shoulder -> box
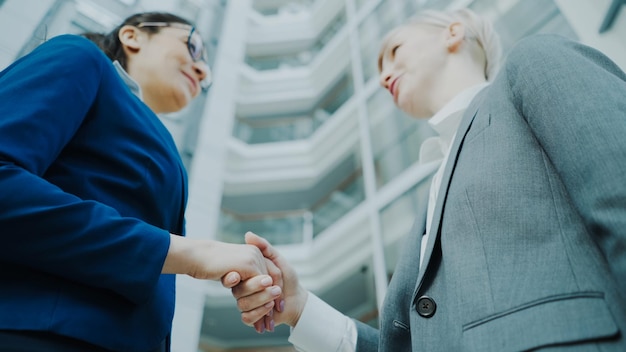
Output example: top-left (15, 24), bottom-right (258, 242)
top-left (503, 34), bottom-right (574, 74)
top-left (41, 34), bottom-right (110, 64)
top-left (503, 34), bottom-right (624, 81)
top-left (0, 34), bottom-right (115, 100)
top-left (508, 34), bottom-right (571, 56)
top-left (12, 34), bottom-right (112, 78)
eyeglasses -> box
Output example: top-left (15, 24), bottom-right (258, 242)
top-left (136, 22), bottom-right (211, 89)
top-left (137, 22), bottom-right (208, 63)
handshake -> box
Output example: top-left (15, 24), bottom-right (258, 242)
top-left (221, 232), bottom-right (307, 334)
top-left (163, 231), bottom-right (307, 333)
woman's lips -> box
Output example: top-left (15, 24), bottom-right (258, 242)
top-left (389, 75), bottom-right (402, 101)
top-left (183, 71), bottom-right (198, 96)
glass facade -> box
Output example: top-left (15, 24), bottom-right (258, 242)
top-left (245, 7), bottom-right (346, 71)
top-left (312, 165), bottom-right (365, 236)
top-left (358, 0), bottom-right (400, 82)
top-left (218, 209), bottom-right (308, 245)
top-left (233, 68), bottom-right (355, 144)
top-left (367, 88), bottom-right (435, 188)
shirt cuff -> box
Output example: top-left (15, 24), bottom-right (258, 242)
top-left (288, 292), bottom-right (356, 352)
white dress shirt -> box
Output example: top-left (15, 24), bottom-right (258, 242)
top-left (288, 83), bottom-right (490, 352)
top-left (113, 61), bottom-right (143, 100)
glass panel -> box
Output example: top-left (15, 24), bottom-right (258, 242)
top-left (312, 170), bottom-right (365, 236)
top-left (358, 0), bottom-right (396, 83)
top-left (252, 0), bottom-right (316, 16)
top-left (469, 0), bottom-right (578, 52)
top-left (217, 210), bottom-right (307, 245)
top-left (366, 88), bottom-right (435, 188)
top-left (233, 70), bottom-right (354, 144)
top-left (357, 0), bottom-right (420, 83)
top-left (233, 113), bottom-right (324, 144)
top-left (245, 8), bottom-right (346, 70)
top-left (223, 111), bottom-right (363, 242)
top-left (379, 176), bottom-right (430, 275)
top-left (311, 115), bottom-right (365, 237)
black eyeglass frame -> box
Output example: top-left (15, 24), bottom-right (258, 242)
top-left (136, 21), bottom-right (208, 63)
top-left (136, 21), bottom-right (212, 90)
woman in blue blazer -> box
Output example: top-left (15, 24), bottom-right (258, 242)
top-left (0, 12), bottom-right (282, 352)
top-left (231, 8), bottom-right (626, 351)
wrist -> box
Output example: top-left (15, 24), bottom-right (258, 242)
top-left (289, 286), bottom-right (309, 327)
top-left (162, 234), bottom-right (193, 275)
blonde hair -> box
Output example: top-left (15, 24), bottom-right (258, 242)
top-left (378, 8), bottom-right (502, 81)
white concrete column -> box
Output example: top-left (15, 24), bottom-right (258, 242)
top-left (346, 0), bottom-right (388, 310)
top-left (171, 1), bottom-right (251, 351)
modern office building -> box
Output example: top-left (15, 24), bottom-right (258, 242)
top-left (1, 0), bottom-right (625, 351)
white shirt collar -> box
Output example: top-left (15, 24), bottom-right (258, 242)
top-left (428, 82), bottom-right (490, 140)
top-left (418, 83), bottom-right (489, 164)
top-left (113, 60), bottom-right (143, 100)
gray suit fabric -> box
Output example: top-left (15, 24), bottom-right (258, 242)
top-left (355, 34), bottom-right (626, 351)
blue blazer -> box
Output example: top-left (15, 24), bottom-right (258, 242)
top-left (356, 35), bottom-right (626, 351)
top-left (0, 35), bottom-right (187, 351)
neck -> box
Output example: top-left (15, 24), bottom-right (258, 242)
top-left (428, 58), bottom-right (487, 116)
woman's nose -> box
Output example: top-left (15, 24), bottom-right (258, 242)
top-left (193, 61), bottom-right (210, 82)
top-left (379, 69), bottom-right (392, 89)
top-left (193, 61), bottom-right (212, 89)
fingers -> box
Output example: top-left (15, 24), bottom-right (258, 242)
top-left (245, 233), bottom-right (287, 314)
top-left (221, 271), bottom-right (241, 288)
top-left (234, 281), bottom-right (282, 312)
top-left (233, 275), bottom-right (282, 331)
top-left (264, 258), bottom-right (283, 312)
top-left (238, 287), bottom-right (281, 331)
top-left (242, 300), bottom-right (274, 327)
top-left (264, 308), bottom-right (275, 333)
top-left (232, 274), bottom-right (272, 299)
top-left (251, 306), bottom-right (276, 333)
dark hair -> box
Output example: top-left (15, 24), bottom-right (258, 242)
top-left (82, 12), bottom-right (192, 70)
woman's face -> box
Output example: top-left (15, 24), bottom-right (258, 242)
top-left (123, 24), bottom-right (209, 113)
top-left (378, 25), bottom-right (447, 118)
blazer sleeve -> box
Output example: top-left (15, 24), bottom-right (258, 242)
top-left (0, 35), bottom-right (170, 304)
top-left (503, 34), bottom-right (626, 293)
top-left (354, 320), bottom-right (379, 352)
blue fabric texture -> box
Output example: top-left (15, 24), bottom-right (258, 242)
top-left (0, 35), bottom-right (187, 352)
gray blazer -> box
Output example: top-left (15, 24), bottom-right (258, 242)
top-left (356, 34), bottom-right (626, 351)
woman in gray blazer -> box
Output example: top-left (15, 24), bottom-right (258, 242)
top-left (230, 8), bottom-right (626, 351)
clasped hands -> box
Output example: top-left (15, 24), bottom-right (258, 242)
top-left (222, 232), bottom-right (307, 334)
top-left (163, 231), bottom-right (304, 333)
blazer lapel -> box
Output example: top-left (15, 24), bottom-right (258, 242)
top-left (411, 101), bottom-right (483, 301)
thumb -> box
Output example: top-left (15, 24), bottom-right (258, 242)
top-left (245, 232), bottom-right (279, 263)
top-left (221, 271), bottom-right (241, 288)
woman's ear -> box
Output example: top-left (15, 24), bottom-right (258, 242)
top-left (445, 22), bottom-right (466, 53)
top-left (118, 25), bottom-right (142, 54)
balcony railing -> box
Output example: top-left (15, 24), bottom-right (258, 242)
top-left (218, 172), bottom-right (365, 244)
top-left (245, 7), bottom-right (346, 70)
top-left (233, 71), bottom-right (353, 144)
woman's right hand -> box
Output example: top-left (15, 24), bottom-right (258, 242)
top-left (230, 232), bottom-right (309, 331)
top-left (162, 234), bottom-right (280, 284)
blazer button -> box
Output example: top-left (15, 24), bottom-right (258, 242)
top-left (416, 296), bottom-right (436, 318)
